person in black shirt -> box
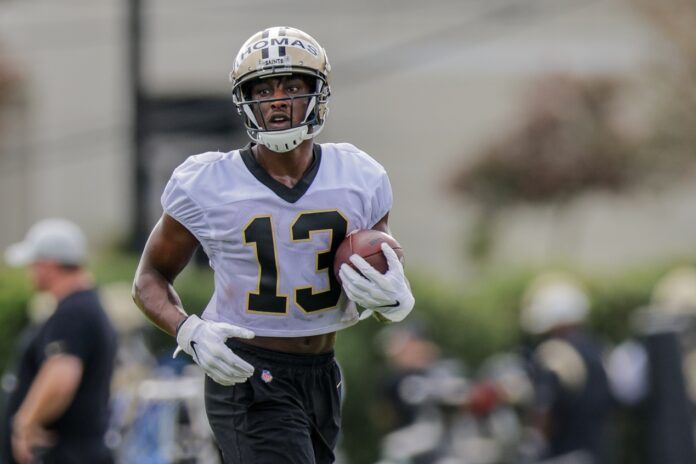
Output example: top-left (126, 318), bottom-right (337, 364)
top-left (376, 323), bottom-right (441, 433)
top-left (520, 273), bottom-right (614, 464)
top-left (1, 218), bottom-right (117, 464)
top-left (607, 267), bottom-right (696, 464)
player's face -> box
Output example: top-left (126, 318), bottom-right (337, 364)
top-left (248, 75), bottom-right (312, 131)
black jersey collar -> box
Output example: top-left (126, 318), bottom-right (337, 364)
top-left (240, 143), bottom-right (322, 204)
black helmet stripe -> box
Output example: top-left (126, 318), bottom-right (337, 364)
top-left (260, 27), bottom-right (287, 60)
top-left (278, 27), bottom-right (286, 57)
top-left (261, 29), bottom-right (270, 59)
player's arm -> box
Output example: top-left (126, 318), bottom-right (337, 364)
top-left (132, 213), bottom-right (198, 336)
top-left (340, 212), bottom-right (415, 322)
top-left (132, 213), bottom-right (256, 386)
top-left (12, 355), bottom-right (82, 463)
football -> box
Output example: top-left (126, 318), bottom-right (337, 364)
top-left (333, 229), bottom-right (404, 282)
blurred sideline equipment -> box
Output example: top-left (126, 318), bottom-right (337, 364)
top-left (98, 283), bottom-right (222, 463)
top-left (376, 349), bottom-right (542, 463)
top-left (113, 366), bottom-right (221, 464)
top-left (374, 324), bottom-right (539, 464)
top-left (1, 218), bottom-right (117, 464)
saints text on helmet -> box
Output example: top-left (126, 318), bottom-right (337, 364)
top-left (256, 56), bottom-right (292, 70)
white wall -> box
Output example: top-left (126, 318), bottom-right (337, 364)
top-left (1, 0), bottom-right (692, 282)
top-left (0, 0), bottom-right (130, 249)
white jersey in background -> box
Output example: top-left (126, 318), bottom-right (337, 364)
top-left (161, 142), bottom-right (393, 337)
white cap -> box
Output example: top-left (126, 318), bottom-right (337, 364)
top-left (4, 218), bottom-right (87, 267)
top-left (520, 272), bottom-right (590, 334)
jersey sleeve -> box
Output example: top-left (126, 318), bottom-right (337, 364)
top-left (369, 169), bottom-right (393, 228)
top-left (42, 307), bottom-right (94, 362)
top-left (160, 162), bottom-right (209, 240)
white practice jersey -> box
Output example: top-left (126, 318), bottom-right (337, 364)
top-left (161, 143), bottom-right (393, 337)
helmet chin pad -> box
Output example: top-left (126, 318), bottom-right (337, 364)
top-left (256, 125), bottom-right (312, 153)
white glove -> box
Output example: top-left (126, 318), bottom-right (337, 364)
top-left (173, 314), bottom-right (256, 386)
top-left (338, 242), bottom-right (415, 322)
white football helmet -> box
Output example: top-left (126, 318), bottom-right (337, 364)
top-left (651, 266), bottom-right (696, 314)
top-left (230, 27), bottom-right (331, 153)
top-left (520, 272), bottom-right (590, 335)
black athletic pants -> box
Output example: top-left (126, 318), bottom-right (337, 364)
top-left (205, 339), bottom-right (342, 464)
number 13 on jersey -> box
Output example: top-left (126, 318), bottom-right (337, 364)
top-left (243, 210), bottom-right (348, 315)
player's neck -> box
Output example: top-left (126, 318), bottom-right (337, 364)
top-left (252, 140), bottom-right (315, 188)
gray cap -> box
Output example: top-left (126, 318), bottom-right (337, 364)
top-left (5, 218), bottom-right (87, 266)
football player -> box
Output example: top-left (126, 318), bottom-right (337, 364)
top-left (520, 273), bottom-right (614, 463)
top-left (132, 26), bottom-right (415, 463)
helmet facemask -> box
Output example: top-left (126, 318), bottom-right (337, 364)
top-left (232, 74), bottom-right (330, 153)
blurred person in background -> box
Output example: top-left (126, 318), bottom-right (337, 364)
top-left (375, 322), bottom-right (441, 433)
top-left (1, 219), bottom-right (118, 464)
top-left (0, 293), bottom-right (55, 437)
top-left (373, 322), bottom-right (472, 464)
top-left (519, 272), bottom-right (614, 464)
top-left (607, 267), bottom-right (696, 464)
top-left (132, 26), bottom-right (415, 464)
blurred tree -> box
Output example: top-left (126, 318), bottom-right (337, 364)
top-left (450, 68), bottom-right (696, 261)
top-left (450, 74), bottom-right (640, 260)
top-left (0, 48), bottom-right (21, 106)
top-left (632, 0), bottom-right (696, 76)
top-left (0, 45), bottom-right (24, 150)
top-left (449, 1), bottom-right (696, 263)
top-left (450, 75), bottom-right (635, 208)
top-left (630, 0), bottom-right (696, 169)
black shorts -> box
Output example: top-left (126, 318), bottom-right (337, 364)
top-left (205, 339), bottom-right (343, 464)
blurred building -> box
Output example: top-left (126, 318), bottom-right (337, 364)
top-left (0, 0), bottom-right (693, 281)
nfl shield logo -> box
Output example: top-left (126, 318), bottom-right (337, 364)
top-left (261, 369), bottom-right (273, 383)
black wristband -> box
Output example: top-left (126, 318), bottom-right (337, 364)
top-left (175, 316), bottom-right (190, 336)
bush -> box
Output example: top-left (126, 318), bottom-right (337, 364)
top-left (0, 268), bottom-right (31, 372)
top-left (337, 263), bottom-right (691, 463)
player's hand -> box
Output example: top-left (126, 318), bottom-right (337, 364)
top-left (174, 314), bottom-right (256, 386)
top-left (338, 242), bottom-right (415, 322)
